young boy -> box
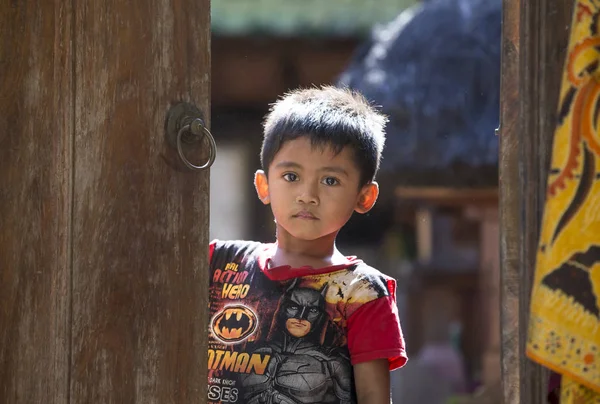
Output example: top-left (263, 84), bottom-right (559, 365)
top-left (208, 86), bottom-right (407, 404)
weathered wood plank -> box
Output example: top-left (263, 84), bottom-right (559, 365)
top-left (499, 0), bottom-right (523, 398)
top-left (70, 0), bottom-right (210, 402)
top-left (500, 0), bottom-right (573, 402)
top-left (0, 1), bottom-right (72, 403)
top-left (518, 1), bottom-right (573, 403)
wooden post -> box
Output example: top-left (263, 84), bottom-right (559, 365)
top-left (499, 0), bottom-right (573, 402)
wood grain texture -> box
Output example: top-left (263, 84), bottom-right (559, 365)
top-left (69, 0), bottom-right (210, 403)
top-left (518, 1), bottom-right (573, 403)
top-left (500, 0), bottom-right (573, 402)
top-left (0, 1), bottom-right (73, 403)
top-left (499, 2), bottom-right (522, 402)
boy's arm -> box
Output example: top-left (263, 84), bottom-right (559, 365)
top-left (353, 359), bottom-right (391, 404)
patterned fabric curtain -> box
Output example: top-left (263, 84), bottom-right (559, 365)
top-left (526, 1), bottom-right (600, 402)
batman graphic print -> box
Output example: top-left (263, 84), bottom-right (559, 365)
top-left (207, 240), bottom-right (407, 404)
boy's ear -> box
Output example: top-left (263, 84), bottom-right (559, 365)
top-left (254, 170), bottom-right (270, 205)
top-left (355, 182), bottom-right (379, 214)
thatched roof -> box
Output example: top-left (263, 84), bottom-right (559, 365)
top-left (338, 0), bottom-right (501, 187)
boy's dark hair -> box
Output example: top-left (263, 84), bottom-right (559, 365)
top-left (261, 86), bottom-right (387, 186)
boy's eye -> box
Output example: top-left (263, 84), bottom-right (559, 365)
top-left (283, 173), bottom-right (298, 182)
top-left (322, 177), bottom-right (339, 186)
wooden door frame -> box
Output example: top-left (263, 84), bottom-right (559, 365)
top-left (0, 1), bottom-right (211, 402)
top-left (499, 0), bottom-right (573, 402)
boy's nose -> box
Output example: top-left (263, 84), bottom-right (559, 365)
top-left (296, 191), bottom-right (319, 205)
top-left (295, 181), bottom-right (319, 205)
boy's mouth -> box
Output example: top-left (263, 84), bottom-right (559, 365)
top-left (293, 210), bottom-right (318, 220)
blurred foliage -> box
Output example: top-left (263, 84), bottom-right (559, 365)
top-left (212, 0), bottom-right (418, 37)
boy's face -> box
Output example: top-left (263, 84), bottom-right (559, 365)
top-left (255, 137), bottom-right (378, 242)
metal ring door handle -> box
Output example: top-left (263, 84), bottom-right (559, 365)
top-left (166, 102), bottom-right (217, 171)
top-left (176, 118), bottom-right (216, 170)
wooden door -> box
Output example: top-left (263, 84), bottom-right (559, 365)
top-left (0, 1), bottom-right (211, 403)
top-left (499, 0), bottom-right (573, 402)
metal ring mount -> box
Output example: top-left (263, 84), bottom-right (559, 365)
top-left (165, 102), bottom-right (216, 171)
top-left (176, 119), bottom-right (216, 170)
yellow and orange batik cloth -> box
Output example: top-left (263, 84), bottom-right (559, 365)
top-left (526, 1), bottom-right (600, 402)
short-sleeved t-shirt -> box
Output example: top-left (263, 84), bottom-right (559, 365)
top-left (208, 240), bottom-right (407, 404)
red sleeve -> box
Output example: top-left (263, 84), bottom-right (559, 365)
top-left (346, 295), bottom-right (408, 371)
top-left (209, 241), bottom-right (216, 263)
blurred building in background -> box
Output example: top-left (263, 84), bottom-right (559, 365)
top-left (210, 0), bottom-right (501, 402)
top-left (338, 2), bottom-right (501, 401)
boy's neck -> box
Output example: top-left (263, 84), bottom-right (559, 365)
top-left (271, 227), bottom-right (346, 269)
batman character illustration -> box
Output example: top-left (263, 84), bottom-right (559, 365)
top-left (240, 280), bottom-right (355, 404)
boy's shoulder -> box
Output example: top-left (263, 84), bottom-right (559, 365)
top-left (303, 260), bottom-right (397, 305)
top-left (209, 239), bottom-right (266, 267)
top-left (344, 261), bottom-right (397, 300)
top-left (210, 238), bottom-right (264, 254)
top-left (349, 260), bottom-right (394, 281)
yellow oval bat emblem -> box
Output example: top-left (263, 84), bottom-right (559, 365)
top-left (211, 305), bottom-right (258, 343)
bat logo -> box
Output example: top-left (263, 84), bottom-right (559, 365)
top-left (211, 305), bottom-right (258, 344)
